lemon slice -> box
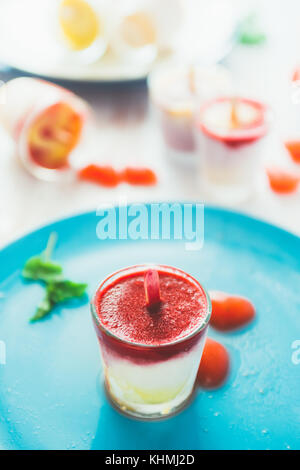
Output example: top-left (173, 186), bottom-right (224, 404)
top-left (59, 0), bottom-right (100, 51)
top-left (119, 12), bottom-right (156, 49)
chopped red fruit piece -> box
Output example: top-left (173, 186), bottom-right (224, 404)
top-left (144, 269), bottom-right (161, 308)
top-left (285, 140), bottom-right (300, 164)
top-left (122, 167), bottom-right (157, 186)
top-left (292, 67), bottom-right (300, 82)
top-left (78, 164), bottom-right (121, 187)
top-left (209, 291), bottom-right (256, 331)
top-left (197, 338), bottom-right (230, 389)
top-left (266, 167), bottom-right (299, 194)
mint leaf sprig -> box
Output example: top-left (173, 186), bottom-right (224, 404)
top-left (22, 233), bottom-right (88, 322)
top-left (23, 257), bottom-right (63, 283)
top-left (30, 280), bottom-right (88, 323)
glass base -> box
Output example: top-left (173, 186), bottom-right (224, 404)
top-left (103, 378), bottom-right (197, 422)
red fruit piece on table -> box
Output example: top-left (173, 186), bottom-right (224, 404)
top-left (144, 269), bottom-right (161, 308)
top-left (285, 140), bottom-right (300, 164)
top-left (266, 167), bottom-right (299, 194)
top-left (292, 67), bottom-right (300, 82)
top-left (209, 291), bottom-right (255, 331)
top-left (122, 167), bottom-right (157, 186)
top-left (78, 164), bottom-right (121, 187)
top-left (197, 338), bottom-right (230, 389)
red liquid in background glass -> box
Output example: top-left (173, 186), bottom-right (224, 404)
top-left (197, 97), bottom-right (267, 145)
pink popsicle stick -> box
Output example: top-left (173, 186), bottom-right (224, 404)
top-left (144, 269), bottom-right (162, 308)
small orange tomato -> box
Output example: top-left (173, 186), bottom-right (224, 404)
top-left (209, 291), bottom-right (256, 332)
top-left (292, 67), bottom-right (300, 82)
top-left (197, 338), bottom-right (230, 389)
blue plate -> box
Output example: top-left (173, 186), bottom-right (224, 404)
top-left (0, 205), bottom-right (299, 450)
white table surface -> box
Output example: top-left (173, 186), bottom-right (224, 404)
top-left (0, 0), bottom-right (300, 249)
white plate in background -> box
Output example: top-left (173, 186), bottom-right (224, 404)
top-left (0, 0), bottom-right (239, 82)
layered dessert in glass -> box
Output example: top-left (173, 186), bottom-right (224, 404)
top-left (195, 96), bottom-right (269, 202)
top-left (91, 265), bottom-right (211, 420)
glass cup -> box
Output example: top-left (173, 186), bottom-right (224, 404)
top-left (148, 65), bottom-right (232, 165)
top-left (0, 77), bottom-right (91, 181)
top-left (91, 264), bottom-right (211, 421)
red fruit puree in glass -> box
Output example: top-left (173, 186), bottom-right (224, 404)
top-left (95, 270), bottom-right (207, 346)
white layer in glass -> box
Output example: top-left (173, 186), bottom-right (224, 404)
top-left (101, 328), bottom-right (208, 417)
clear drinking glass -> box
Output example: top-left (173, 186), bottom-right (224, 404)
top-left (0, 77), bottom-right (91, 182)
top-left (194, 97), bottom-right (270, 203)
top-left (91, 264), bottom-right (211, 421)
